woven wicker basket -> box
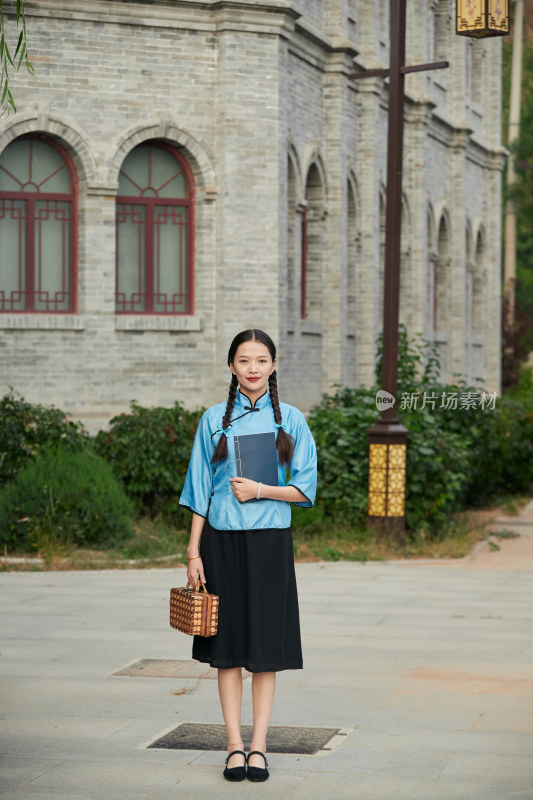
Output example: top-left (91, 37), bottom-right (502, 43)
top-left (170, 581), bottom-right (219, 637)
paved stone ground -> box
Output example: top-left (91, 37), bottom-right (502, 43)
top-left (1, 504), bottom-right (533, 800)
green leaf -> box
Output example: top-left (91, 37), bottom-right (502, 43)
top-left (14, 30), bottom-right (22, 58)
top-left (5, 39), bottom-right (13, 67)
top-left (17, 41), bottom-right (25, 69)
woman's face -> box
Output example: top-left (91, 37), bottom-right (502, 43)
top-left (230, 340), bottom-right (276, 399)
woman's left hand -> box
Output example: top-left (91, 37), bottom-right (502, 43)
top-left (230, 477), bottom-right (259, 502)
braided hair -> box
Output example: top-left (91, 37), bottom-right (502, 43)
top-left (268, 370), bottom-right (294, 466)
top-left (211, 329), bottom-right (294, 466)
top-left (211, 373), bottom-right (238, 463)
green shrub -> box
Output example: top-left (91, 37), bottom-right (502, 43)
top-left (306, 387), bottom-right (376, 525)
top-left (0, 448), bottom-right (134, 553)
top-left (306, 327), bottom-right (533, 534)
top-left (398, 380), bottom-right (533, 508)
top-left (399, 405), bottom-right (471, 529)
top-left (464, 394), bottom-right (533, 504)
top-left (94, 401), bottom-right (205, 519)
top-left (0, 391), bottom-right (87, 487)
top-left (306, 385), bottom-right (472, 532)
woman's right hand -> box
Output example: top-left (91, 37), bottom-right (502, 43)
top-left (187, 556), bottom-right (206, 589)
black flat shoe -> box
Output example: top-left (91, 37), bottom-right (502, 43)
top-left (246, 750), bottom-right (269, 782)
top-left (223, 749), bottom-right (247, 782)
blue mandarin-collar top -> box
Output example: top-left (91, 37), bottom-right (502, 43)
top-left (179, 389), bottom-right (317, 530)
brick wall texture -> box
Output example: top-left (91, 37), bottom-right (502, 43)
top-left (0, 0), bottom-right (504, 431)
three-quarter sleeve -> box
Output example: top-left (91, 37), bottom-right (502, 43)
top-left (179, 411), bottom-right (215, 517)
top-left (287, 412), bottom-right (317, 508)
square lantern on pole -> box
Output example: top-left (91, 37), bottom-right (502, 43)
top-left (368, 442), bottom-right (407, 516)
top-left (456, 0), bottom-right (510, 38)
top-left (367, 423), bottom-right (408, 543)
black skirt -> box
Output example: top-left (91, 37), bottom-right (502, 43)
top-left (192, 518), bottom-right (303, 672)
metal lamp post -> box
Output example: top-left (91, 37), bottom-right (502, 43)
top-left (350, 0), bottom-right (510, 542)
top-left (350, 1), bottom-right (448, 542)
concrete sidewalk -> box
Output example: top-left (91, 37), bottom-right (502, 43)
top-left (1, 516), bottom-right (533, 800)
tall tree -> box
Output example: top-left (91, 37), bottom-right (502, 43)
top-left (502, 28), bottom-right (533, 385)
top-left (510, 41), bottom-right (533, 311)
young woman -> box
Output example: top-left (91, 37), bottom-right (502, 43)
top-left (179, 328), bottom-right (317, 783)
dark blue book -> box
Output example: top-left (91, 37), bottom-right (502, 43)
top-left (234, 432), bottom-right (278, 503)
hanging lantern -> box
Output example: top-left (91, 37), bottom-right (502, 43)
top-left (456, 0), bottom-right (510, 38)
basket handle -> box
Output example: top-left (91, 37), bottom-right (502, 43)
top-left (187, 580), bottom-right (208, 593)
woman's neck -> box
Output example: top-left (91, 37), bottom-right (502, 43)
top-left (239, 387), bottom-right (267, 408)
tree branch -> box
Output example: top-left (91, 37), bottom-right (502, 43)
top-left (0, 0), bottom-right (34, 117)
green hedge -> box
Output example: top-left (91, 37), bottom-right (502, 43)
top-left (0, 447), bottom-right (134, 552)
top-left (94, 401), bottom-right (204, 519)
top-left (2, 334), bottom-right (532, 549)
top-left (0, 391), bottom-right (87, 487)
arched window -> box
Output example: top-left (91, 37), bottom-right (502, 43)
top-left (433, 0), bottom-right (450, 62)
top-left (427, 209), bottom-right (437, 333)
top-left (0, 135), bottom-right (77, 313)
top-left (473, 231), bottom-right (485, 336)
top-left (116, 141), bottom-right (194, 314)
top-left (344, 177), bottom-right (360, 388)
top-left (465, 222), bottom-right (474, 332)
top-left (301, 163), bottom-right (324, 322)
top-left (347, 179), bottom-right (358, 326)
top-left (379, 0), bottom-right (388, 36)
top-left (435, 215), bottom-right (450, 334)
top-left (287, 154), bottom-right (299, 323)
top-left (471, 41), bottom-right (485, 107)
top-left (466, 40), bottom-right (474, 100)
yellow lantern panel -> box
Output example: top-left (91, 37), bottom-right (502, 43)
top-left (368, 493), bottom-right (387, 517)
top-left (369, 443), bottom-right (388, 469)
top-left (456, 0), bottom-right (509, 38)
top-left (388, 493), bottom-right (405, 516)
top-left (489, 0), bottom-right (509, 33)
top-left (389, 444), bottom-right (406, 469)
top-left (369, 469), bottom-right (387, 493)
top-left (368, 443), bottom-right (407, 518)
top-left (457, 0), bottom-right (484, 34)
top-left (388, 469), bottom-right (406, 493)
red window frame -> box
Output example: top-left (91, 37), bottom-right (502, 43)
top-left (115, 142), bottom-right (195, 315)
top-left (0, 134), bottom-right (78, 314)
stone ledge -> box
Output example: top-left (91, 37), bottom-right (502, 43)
top-left (301, 320), bottom-right (322, 336)
top-left (0, 314), bottom-right (86, 330)
top-left (115, 315), bottom-right (202, 332)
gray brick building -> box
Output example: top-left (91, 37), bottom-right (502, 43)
top-left (0, 0), bottom-right (504, 431)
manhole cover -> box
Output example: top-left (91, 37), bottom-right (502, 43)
top-left (148, 723), bottom-right (340, 754)
top-left (112, 659), bottom-right (218, 679)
